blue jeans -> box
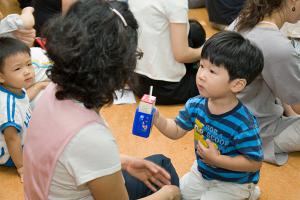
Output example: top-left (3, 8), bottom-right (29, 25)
top-left (123, 154), bottom-right (179, 200)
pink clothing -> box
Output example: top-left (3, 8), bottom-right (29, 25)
top-left (23, 83), bottom-right (102, 199)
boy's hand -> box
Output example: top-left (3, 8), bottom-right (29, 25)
top-left (17, 167), bottom-right (24, 183)
top-left (20, 7), bottom-right (35, 29)
top-left (197, 139), bottom-right (219, 166)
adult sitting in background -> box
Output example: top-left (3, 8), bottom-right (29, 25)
top-left (281, 20), bottom-right (300, 39)
top-left (128, 0), bottom-right (205, 105)
top-left (18, 0), bottom-right (32, 8)
top-left (206, 0), bottom-right (246, 30)
top-left (23, 1), bottom-right (180, 199)
top-left (228, 0), bottom-right (300, 166)
top-left (32, 0), bottom-right (76, 35)
top-left (188, 0), bottom-right (205, 8)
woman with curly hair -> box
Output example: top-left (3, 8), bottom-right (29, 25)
top-left (228, 0), bottom-right (300, 166)
top-left (23, 0), bottom-right (180, 199)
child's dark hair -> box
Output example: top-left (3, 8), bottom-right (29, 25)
top-left (0, 37), bottom-right (30, 72)
top-left (43, 0), bottom-right (139, 109)
top-left (201, 31), bottom-right (264, 85)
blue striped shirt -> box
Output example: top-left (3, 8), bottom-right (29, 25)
top-left (175, 96), bottom-right (263, 184)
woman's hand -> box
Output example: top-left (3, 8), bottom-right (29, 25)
top-left (20, 7), bottom-right (35, 29)
top-left (121, 155), bottom-right (171, 192)
top-left (12, 28), bottom-right (36, 47)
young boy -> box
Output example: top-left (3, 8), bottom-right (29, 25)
top-left (154, 31), bottom-right (264, 200)
top-left (0, 37), bottom-right (33, 182)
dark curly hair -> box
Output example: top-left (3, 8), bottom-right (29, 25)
top-left (42, 0), bottom-right (138, 109)
top-left (236, 0), bottom-right (285, 31)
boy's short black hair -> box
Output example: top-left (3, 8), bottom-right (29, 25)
top-left (43, 0), bottom-right (139, 109)
top-left (201, 31), bottom-right (264, 85)
top-left (0, 37), bottom-right (30, 72)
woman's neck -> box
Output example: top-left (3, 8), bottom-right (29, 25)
top-left (262, 12), bottom-right (285, 29)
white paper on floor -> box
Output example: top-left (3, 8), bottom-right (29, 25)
top-left (113, 89), bottom-right (136, 104)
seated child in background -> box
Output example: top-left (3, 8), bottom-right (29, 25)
top-left (154, 31), bottom-right (264, 200)
top-left (0, 37), bottom-right (33, 182)
top-left (0, 7), bottom-right (35, 47)
top-left (0, 9), bottom-right (49, 106)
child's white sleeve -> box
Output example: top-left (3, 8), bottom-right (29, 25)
top-left (0, 99), bottom-right (22, 133)
top-left (0, 14), bottom-right (24, 35)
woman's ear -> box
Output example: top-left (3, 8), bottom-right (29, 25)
top-left (230, 78), bottom-right (247, 93)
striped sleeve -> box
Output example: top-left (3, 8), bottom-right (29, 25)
top-left (233, 127), bottom-right (264, 161)
top-left (0, 94), bottom-right (22, 133)
top-left (175, 98), bottom-right (196, 131)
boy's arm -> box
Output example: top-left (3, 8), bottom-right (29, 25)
top-left (153, 110), bottom-right (187, 140)
top-left (3, 126), bottom-right (23, 179)
top-left (197, 140), bottom-right (262, 172)
top-left (26, 81), bottom-right (50, 101)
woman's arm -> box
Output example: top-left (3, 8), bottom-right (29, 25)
top-left (170, 23), bottom-right (201, 63)
top-left (87, 170), bottom-right (129, 200)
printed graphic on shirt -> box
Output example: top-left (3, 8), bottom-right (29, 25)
top-left (194, 119), bottom-right (218, 149)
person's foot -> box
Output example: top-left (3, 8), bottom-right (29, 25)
top-left (249, 186), bottom-right (260, 200)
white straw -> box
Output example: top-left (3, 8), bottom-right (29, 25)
top-left (149, 85), bottom-right (153, 97)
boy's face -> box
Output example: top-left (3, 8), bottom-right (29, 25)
top-left (0, 52), bottom-right (34, 94)
top-left (196, 59), bottom-right (235, 99)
